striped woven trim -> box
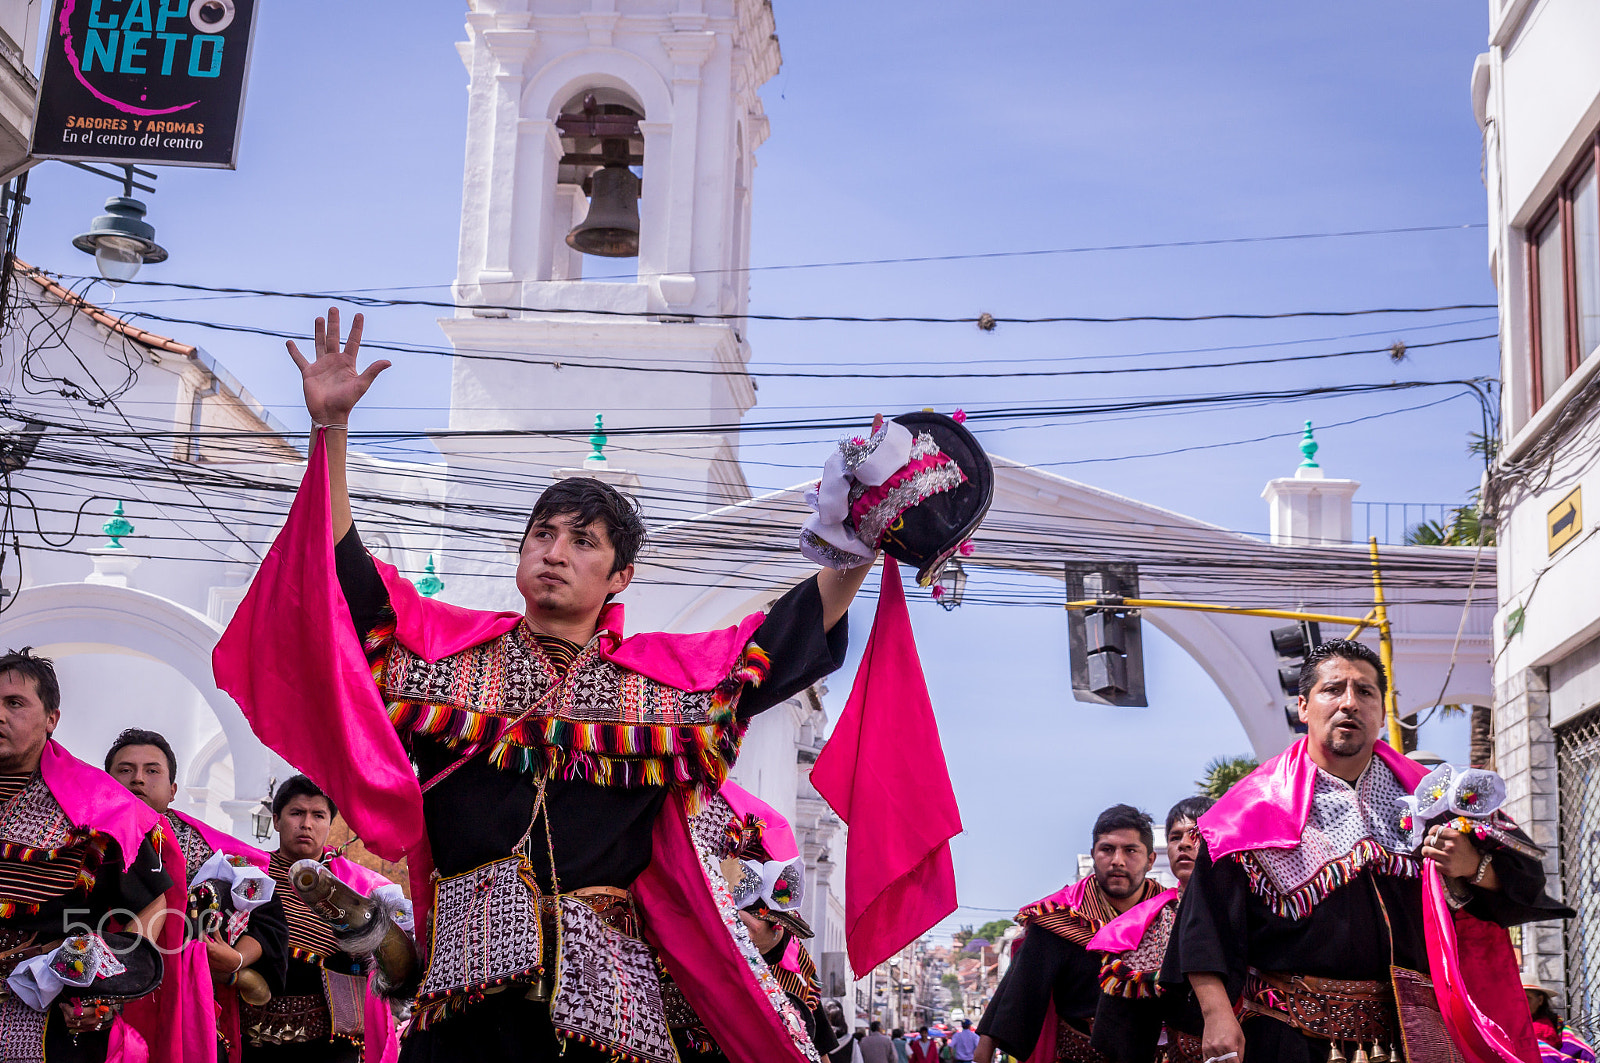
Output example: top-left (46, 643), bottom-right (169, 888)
top-left (1237, 839), bottom-right (1419, 920)
top-left (1019, 878), bottom-right (1161, 946)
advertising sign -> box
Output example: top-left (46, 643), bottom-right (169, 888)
top-left (29, 0), bottom-right (259, 169)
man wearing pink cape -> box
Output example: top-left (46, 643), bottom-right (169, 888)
top-left (0, 650), bottom-right (174, 1063)
top-left (213, 310), bottom-right (875, 1063)
top-left (1085, 795), bottom-right (1214, 1063)
top-left (1166, 639), bottom-right (1571, 1063)
top-left (105, 728), bottom-right (290, 1063)
top-left (975, 805), bottom-right (1165, 1063)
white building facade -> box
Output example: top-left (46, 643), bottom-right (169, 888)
top-left (1474, 0), bottom-right (1600, 1024)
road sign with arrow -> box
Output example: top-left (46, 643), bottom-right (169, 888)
top-left (1548, 486), bottom-right (1582, 555)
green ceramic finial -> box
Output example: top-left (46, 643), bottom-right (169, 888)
top-left (588, 414), bottom-right (608, 464)
top-left (414, 556), bottom-right (444, 598)
top-left (1298, 421), bottom-right (1320, 469)
top-left (102, 501), bottom-right (134, 549)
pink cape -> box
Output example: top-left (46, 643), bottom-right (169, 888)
top-left (212, 430), bottom-right (813, 1063)
top-left (1018, 876), bottom-right (1094, 921)
top-left (1197, 738), bottom-right (1536, 1063)
top-left (810, 560), bottom-right (961, 975)
top-left (720, 779), bottom-right (800, 862)
top-left (126, 810), bottom-right (267, 1063)
top-left (39, 740), bottom-right (160, 872)
top-left (1086, 888), bottom-right (1178, 955)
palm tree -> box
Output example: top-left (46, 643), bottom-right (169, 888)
top-left (1198, 755), bottom-right (1259, 798)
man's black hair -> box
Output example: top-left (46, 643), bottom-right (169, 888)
top-left (105, 728), bottom-right (177, 782)
top-left (870, 1021), bottom-right (882, 1033)
top-left (272, 773), bottom-right (337, 820)
top-left (961, 1020), bottom-right (972, 1029)
top-left (892, 1029), bottom-right (905, 1039)
top-left (521, 477), bottom-right (647, 574)
top-left (1165, 795), bottom-right (1214, 836)
top-left (1299, 638), bottom-right (1388, 699)
top-left (1092, 803), bottom-right (1154, 851)
top-left (0, 648), bottom-right (59, 716)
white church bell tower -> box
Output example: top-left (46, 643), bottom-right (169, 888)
top-left (432, 0), bottom-right (782, 613)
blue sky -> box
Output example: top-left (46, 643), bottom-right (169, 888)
top-left (15, 1), bottom-right (1494, 927)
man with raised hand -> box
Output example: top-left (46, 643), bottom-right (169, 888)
top-left (975, 804), bottom-right (1165, 1062)
top-left (1167, 639), bottom-right (1571, 1063)
top-left (215, 308), bottom-right (878, 1063)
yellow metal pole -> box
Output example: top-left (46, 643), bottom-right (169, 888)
top-left (1063, 598), bottom-right (1375, 632)
top-left (1368, 537), bottom-right (1403, 750)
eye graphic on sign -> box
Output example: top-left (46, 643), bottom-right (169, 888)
top-left (191, 0), bottom-right (235, 34)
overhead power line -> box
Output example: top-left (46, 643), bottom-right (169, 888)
top-left (40, 271), bottom-right (1496, 327)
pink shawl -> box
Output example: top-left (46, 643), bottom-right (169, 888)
top-left (1017, 876), bottom-right (1094, 922)
top-left (1197, 739), bottom-right (1536, 1063)
top-left (1197, 737), bottom-right (1427, 860)
top-left (126, 810), bottom-right (267, 1063)
top-left (39, 740), bottom-right (160, 871)
top-left (1086, 888), bottom-right (1178, 955)
top-left (211, 430), bottom-right (814, 1063)
top-left (810, 560), bottom-right (961, 974)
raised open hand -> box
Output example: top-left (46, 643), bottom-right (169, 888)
top-left (286, 307), bottom-right (391, 426)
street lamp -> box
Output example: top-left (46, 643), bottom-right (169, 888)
top-left (932, 560), bottom-right (966, 611)
top-left (68, 164), bottom-right (167, 286)
top-left (251, 778), bottom-right (277, 842)
top-left (73, 197), bottom-right (167, 285)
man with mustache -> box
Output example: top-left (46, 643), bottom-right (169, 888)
top-left (975, 805), bottom-right (1164, 1062)
top-left (1087, 795), bottom-right (1214, 1063)
top-left (1167, 640), bottom-right (1571, 1063)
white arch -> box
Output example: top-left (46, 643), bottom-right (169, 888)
top-left (0, 583), bottom-right (272, 814)
top-left (525, 47), bottom-right (672, 122)
top-left (650, 459), bottom-right (1496, 759)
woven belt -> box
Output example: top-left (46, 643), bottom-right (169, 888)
top-left (1243, 969), bottom-right (1396, 1043)
top-left (241, 993), bottom-right (332, 1045)
top-left (540, 886), bottom-right (640, 940)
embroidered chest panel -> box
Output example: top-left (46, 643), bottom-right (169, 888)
top-left (373, 618), bottom-right (767, 795)
top-left (166, 815), bottom-right (214, 882)
top-left (1239, 760), bottom-right (1418, 919)
top-left (1121, 902), bottom-right (1178, 974)
top-left (381, 622), bottom-right (721, 727)
top-left (0, 777), bottom-right (74, 851)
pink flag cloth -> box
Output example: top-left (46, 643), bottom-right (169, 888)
top-left (810, 559), bottom-right (961, 974)
top-left (720, 780), bottom-right (800, 862)
top-left (1086, 888), bottom-right (1178, 955)
top-left (212, 430), bottom-right (428, 864)
top-left (104, 1016), bottom-right (149, 1063)
top-left (1197, 737), bottom-right (1427, 860)
top-left (1423, 865), bottom-right (1540, 1063)
top-left (1017, 876), bottom-right (1093, 921)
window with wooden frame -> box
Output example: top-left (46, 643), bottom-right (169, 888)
top-left (1528, 133), bottom-right (1600, 412)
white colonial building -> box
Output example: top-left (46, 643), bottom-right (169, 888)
top-left (1472, 0), bottom-right (1600, 1025)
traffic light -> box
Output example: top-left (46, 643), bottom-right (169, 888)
top-left (1065, 562), bottom-right (1146, 707)
top-left (1270, 620), bottom-right (1321, 733)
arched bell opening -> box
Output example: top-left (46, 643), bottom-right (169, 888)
top-left (556, 89), bottom-right (645, 273)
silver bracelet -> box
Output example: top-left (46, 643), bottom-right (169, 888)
top-left (1472, 852), bottom-right (1493, 885)
top-left (311, 422), bottom-right (349, 432)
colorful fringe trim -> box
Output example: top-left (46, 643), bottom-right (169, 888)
top-left (373, 615), bottom-right (771, 804)
top-left (1240, 839), bottom-right (1418, 920)
top-left (1099, 957), bottom-right (1159, 1000)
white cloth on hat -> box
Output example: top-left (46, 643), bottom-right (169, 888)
top-left (189, 850), bottom-right (275, 912)
top-left (8, 935), bottom-right (126, 1011)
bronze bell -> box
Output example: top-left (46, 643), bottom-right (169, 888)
top-left (566, 138), bottom-right (640, 258)
top-left (1351, 1045), bottom-right (1369, 1063)
top-left (1328, 1044), bottom-right (1348, 1063)
top-left (1370, 1043), bottom-right (1391, 1063)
